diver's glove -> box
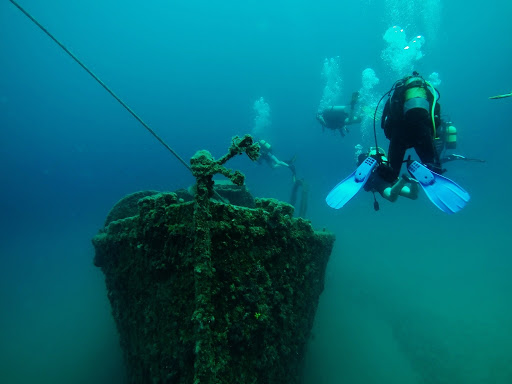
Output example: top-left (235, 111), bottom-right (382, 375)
top-left (446, 154), bottom-right (465, 161)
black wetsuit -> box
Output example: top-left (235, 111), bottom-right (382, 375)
top-left (363, 172), bottom-right (389, 194)
top-left (386, 108), bottom-right (442, 181)
top-left (322, 108), bottom-right (347, 127)
top-left (319, 107), bottom-right (349, 135)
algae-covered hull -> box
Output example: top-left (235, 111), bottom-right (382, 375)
top-left (93, 191), bottom-right (334, 384)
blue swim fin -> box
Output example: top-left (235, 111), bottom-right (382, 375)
top-left (407, 161), bottom-right (470, 214)
top-left (326, 157), bottom-right (377, 209)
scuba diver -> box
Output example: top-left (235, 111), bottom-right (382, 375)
top-left (436, 119), bottom-right (486, 164)
top-left (325, 72), bottom-right (470, 214)
top-left (380, 71), bottom-right (443, 180)
top-left (257, 139), bottom-right (296, 179)
top-left (316, 92), bottom-right (361, 136)
top-left (358, 148), bottom-right (419, 209)
top-left (258, 139), bottom-right (307, 217)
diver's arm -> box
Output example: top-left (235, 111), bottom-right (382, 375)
top-left (381, 176), bottom-right (419, 201)
top-left (316, 113), bottom-right (327, 126)
top-left (442, 154), bottom-right (486, 163)
top-left (441, 154), bottom-right (462, 163)
top-left (381, 178), bottom-right (407, 202)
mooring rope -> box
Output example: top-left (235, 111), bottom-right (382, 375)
top-left (9, 0), bottom-right (192, 172)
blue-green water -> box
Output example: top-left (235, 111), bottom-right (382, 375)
top-left (1, 0), bottom-right (511, 383)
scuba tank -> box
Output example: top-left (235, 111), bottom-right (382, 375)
top-left (445, 123), bottom-right (457, 149)
top-left (259, 140), bottom-right (272, 154)
top-left (381, 72), bottom-right (441, 139)
top-left (436, 121), bottom-right (457, 151)
top-left (404, 75), bottom-right (429, 102)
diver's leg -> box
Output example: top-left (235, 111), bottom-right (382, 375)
top-left (387, 135), bottom-right (407, 182)
top-left (382, 177), bottom-right (407, 202)
top-left (415, 132), bottom-right (442, 171)
top-left (410, 110), bottom-right (443, 173)
top-left (399, 181), bottom-right (419, 200)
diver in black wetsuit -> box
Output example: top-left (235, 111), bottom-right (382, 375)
top-left (380, 72), bottom-right (443, 182)
top-left (316, 92), bottom-right (361, 136)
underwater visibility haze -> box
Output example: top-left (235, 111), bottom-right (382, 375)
top-left (1, 0), bottom-right (512, 382)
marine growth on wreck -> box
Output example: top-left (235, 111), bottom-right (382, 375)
top-left (93, 135), bottom-right (335, 383)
